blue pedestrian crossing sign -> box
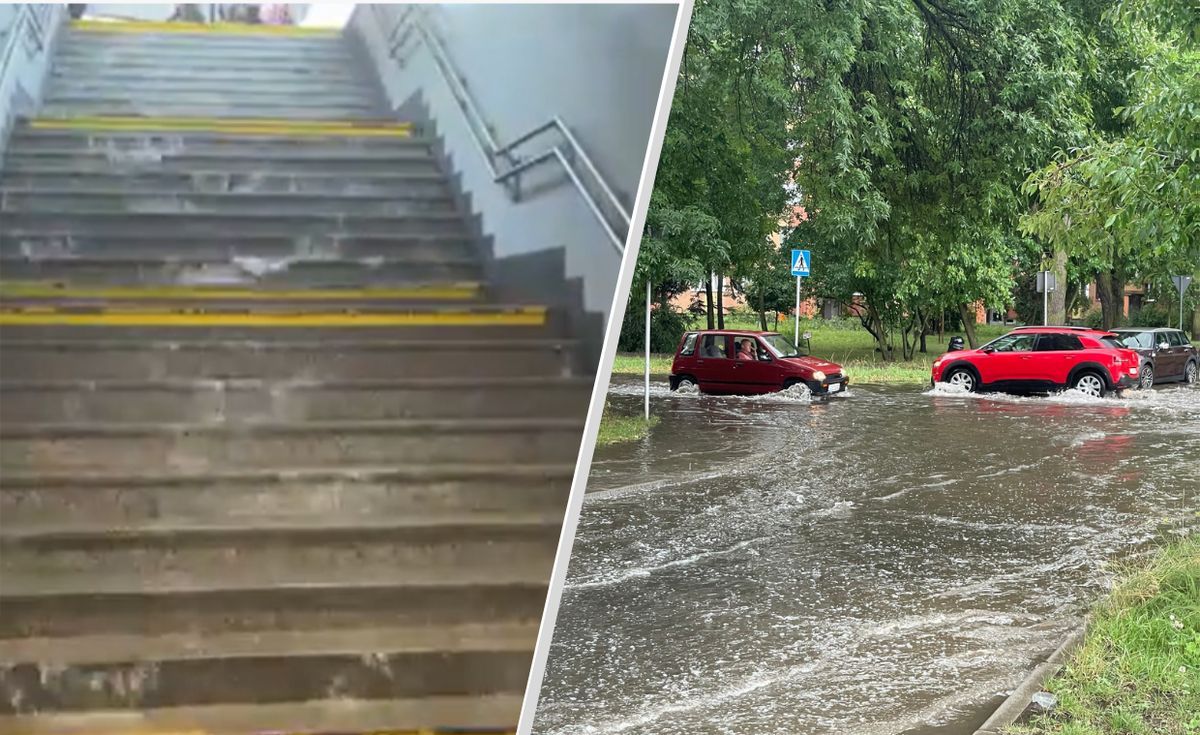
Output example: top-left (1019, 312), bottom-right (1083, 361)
top-left (791, 249), bottom-right (811, 277)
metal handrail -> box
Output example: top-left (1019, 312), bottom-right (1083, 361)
top-left (2, 4), bottom-right (52, 80)
top-left (375, 4), bottom-right (630, 254)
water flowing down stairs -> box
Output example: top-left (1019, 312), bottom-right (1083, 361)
top-left (0, 20), bottom-right (588, 733)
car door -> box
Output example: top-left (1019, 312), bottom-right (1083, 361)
top-left (1149, 330), bottom-right (1176, 378)
top-left (1163, 330), bottom-right (1188, 378)
top-left (728, 336), bottom-right (785, 393)
top-left (1029, 333), bottom-right (1084, 388)
top-left (976, 333), bottom-right (1039, 385)
top-left (693, 333), bottom-right (734, 392)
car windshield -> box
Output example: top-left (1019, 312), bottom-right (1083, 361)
top-left (762, 333), bottom-right (803, 357)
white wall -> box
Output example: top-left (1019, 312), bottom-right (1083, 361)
top-left (351, 3), bottom-right (677, 317)
top-left (0, 5), bottom-right (65, 159)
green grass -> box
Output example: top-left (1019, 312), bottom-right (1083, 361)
top-left (612, 317), bottom-right (1010, 385)
top-left (596, 403), bottom-right (660, 445)
top-left (1007, 535), bottom-right (1200, 735)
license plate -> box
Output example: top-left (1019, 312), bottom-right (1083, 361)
top-left (827, 383), bottom-right (841, 393)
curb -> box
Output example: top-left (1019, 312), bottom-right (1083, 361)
top-left (971, 624), bottom-right (1088, 735)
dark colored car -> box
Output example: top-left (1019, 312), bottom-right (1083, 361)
top-left (669, 330), bottom-right (848, 396)
top-left (1111, 328), bottom-right (1198, 387)
top-left (931, 326), bottom-right (1141, 397)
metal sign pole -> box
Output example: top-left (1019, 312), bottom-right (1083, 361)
top-left (644, 278), bottom-right (651, 421)
top-left (794, 275), bottom-right (801, 347)
top-left (790, 248), bottom-right (811, 347)
top-left (1172, 275), bottom-right (1192, 332)
top-left (1043, 271), bottom-right (1049, 326)
top-left (1180, 283), bottom-right (1186, 332)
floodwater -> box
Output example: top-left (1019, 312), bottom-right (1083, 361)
top-left (533, 378), bottom-right (1200, 735)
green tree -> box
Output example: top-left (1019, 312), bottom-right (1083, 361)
top-left (792, 0), bottom-right (1086, 355)
top-left (1021, 0), bottom-right (1199, 330)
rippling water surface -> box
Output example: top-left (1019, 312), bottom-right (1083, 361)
top-left (533, 379), bottom-right (1200, 735)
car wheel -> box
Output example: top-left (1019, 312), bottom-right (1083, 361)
top-left (1071, 371), bottom-right (1107, 398)
top-left (1186, 361), bottom-right (1198, 385)
top-left (1139, 364), bottom-right (1154, 389)
top-left (675, 377), bottom-right (698, 394)
top-left (944, 367), bottom-right (976, 392)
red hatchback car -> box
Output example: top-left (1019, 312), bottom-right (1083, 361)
top-left (669, 330), bottom-right (848, 396)
top-left (931, 326), bottom-right (1141, 397)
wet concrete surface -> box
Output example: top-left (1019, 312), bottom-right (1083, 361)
top-left (533, 378), bottom-right (1200, 735)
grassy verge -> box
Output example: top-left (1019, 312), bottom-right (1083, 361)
top-left (611, 319), bottom-right (1009, 385)
top-left (596, 403), bottom-right (660, 445)
top-left (1008, 535), bottom-right (1200, 735)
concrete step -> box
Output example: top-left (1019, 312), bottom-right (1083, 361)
top-left (41, 92), bottom-right (384, 111)
top-left (53, 49), bottom-right (358, 71)
top-left (45, 80), bottom-right (378, 101)
top-left (0, 581), bottom-right (549, 640)
top-left (0, 418), bottom-right (584, 472)
top-left (0, 170), bottom-right (448, 197)
top-left (60, 31), bottom-right (356, 53)
top-left (0, 623), bottom-right (536, 713)
top-left (1, 210), bottom-right (471, 238)
top-left (5, 146), bottom-right (435, 166)
top-left (7, 128), bottom-right (429, 153)
top-left (0, 695), bottom-right (523, 734)
top-left (0, 256), bottom-right (482, 286)
top-left (1, 190), bottom-right (457, 217)
top-left (0, 377), bottom-right (593, 423)
top-left (50, 66), bottom-right (370, 86)
top-left (47, 80), bottom-right (380, 102)
top-left (0, 520), bottom-right (558, 597)
top-left (56, 39), bottom-right (356, 59)
top-left (0, 464), bottom-right (572, 541)
top-left (0, 233), bottom-right (479, 260)
top-left (39, 103), bottom-right (389, 121)
top-left (3, 152), bottom-right (441, 175)
top-left (0, 318), bottom-right (565, 340)
top-left (0, 337), bottom-right (580, 380)
top-left (0, 281), bottom-right (484, 301)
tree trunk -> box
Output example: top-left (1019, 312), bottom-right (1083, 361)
top-left (856, 303), bottom-right (894, 361)
top-left (1047, 246), bottom-right (1069, 325)
top-left (1064, 280), bottom-right (1080, 324)
top-left (958, 303), bottom-right (978, 348)
top-left (715, 273), bottom-right (725, 329)
top-left (1095, 271), bottom-right (1125, 330)
top-left (704, 273), bottom-right (715, 330)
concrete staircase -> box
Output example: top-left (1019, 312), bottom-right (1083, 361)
top-left (0, 21), bottom-right (586, 733)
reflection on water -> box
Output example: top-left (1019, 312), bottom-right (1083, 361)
top-left (535, 380), bottom-right (1200, 735)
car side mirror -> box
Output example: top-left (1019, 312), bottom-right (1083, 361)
top-left (1158, 342), bottom-right (1170, 351)
top-left (981, 348), bottom-right (994, 355)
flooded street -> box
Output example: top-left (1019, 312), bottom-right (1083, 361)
top-left (533, 379), bottom-right (1200, 735)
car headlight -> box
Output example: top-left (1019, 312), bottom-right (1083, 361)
top-left (812, 370), bottom-right (826, 382)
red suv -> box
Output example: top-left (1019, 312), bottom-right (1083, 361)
top-left (669, 330), bottom-right (848, 396)
top-left (931, 326), bottom-right (1140, 397)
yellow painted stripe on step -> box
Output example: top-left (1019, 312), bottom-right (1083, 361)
top-left (29, 117), bottom-right (413, 138)
top-left (0, 283), bottom-right (482, 302)
top-left (0, 307), bottom-right (547, 327)
top-left (71, 20), bottom-right (341, 37)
